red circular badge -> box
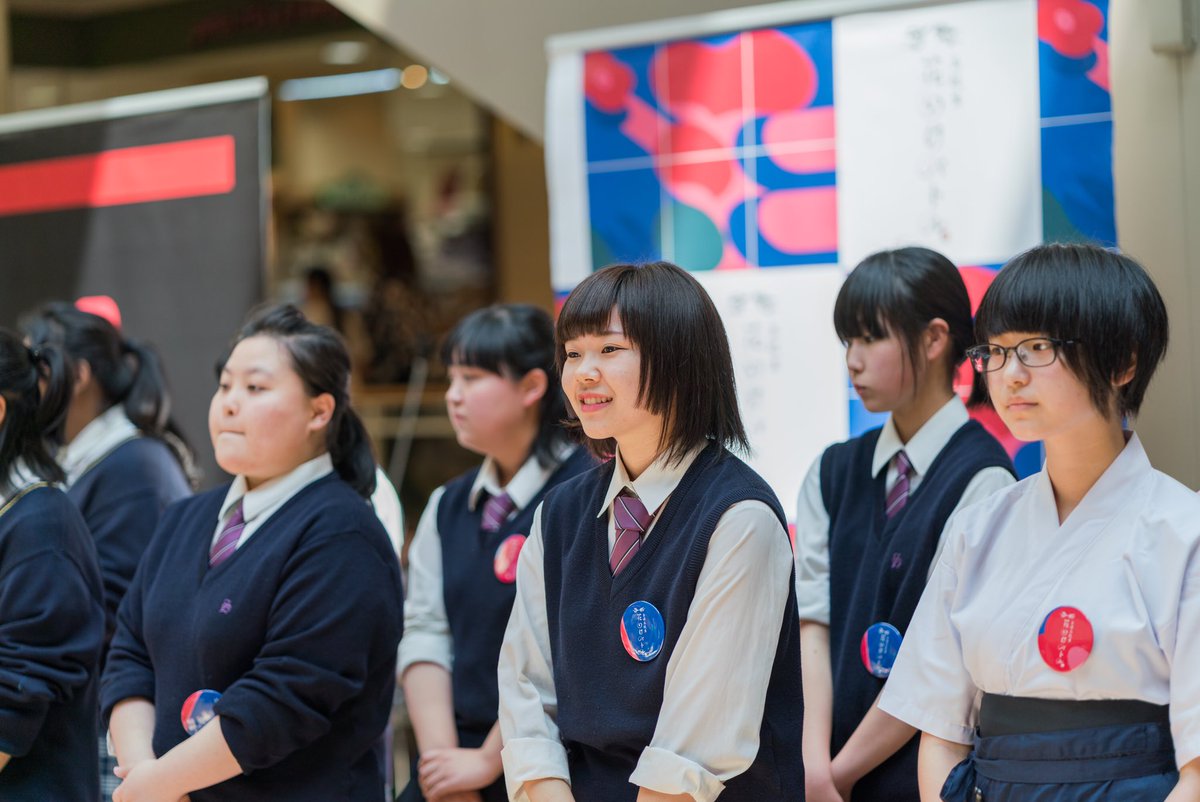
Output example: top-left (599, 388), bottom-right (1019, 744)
top-left (1037, 606), bottom-right (1094, 672)
top-left (493, 534), bottom-right (526, 584)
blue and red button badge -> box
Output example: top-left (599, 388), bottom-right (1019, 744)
top-left (181, 689), bottom-right (222, 736)
top-left (493, 534), bottom-right (526, 584)
top-left (1037, 606), bottom-right (1094, 672)
top-left (621, 600), bottom-right (665, 662)
top-left (860, 622), bottom-right (902, 678)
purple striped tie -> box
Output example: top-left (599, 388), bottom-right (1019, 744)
top-left (885, 451), bottom-right (913, 519)
top-left (209, 503), bottom-right (245, 568)
top-left (610, 490), bottom-right (652, 577)
top-left (481, 492), bottom-right (516, 533)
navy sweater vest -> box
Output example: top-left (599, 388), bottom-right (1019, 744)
top-left (101, 475), bottom-right (404, 802)
top-left (0, 486), bottom-right (105, 802)
top-left (540, 444), bottom-right (804, 802)
top-left (821, 420), bottom-right (1013, 800)
top-left (437, 447), bottom-right (594, 733)
top-left (67, 436), bottom-right (191, 646)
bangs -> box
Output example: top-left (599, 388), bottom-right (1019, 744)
top-left (555, 269), bottom-right (627, 346)
top-left (974, 254), bottom-right (1084, 344)
top-left (832, 253), bottom-right (911, 342)
top-left (442, 306), bottom-right (545, 378)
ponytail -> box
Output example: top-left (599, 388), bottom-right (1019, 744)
top-left (225, 304), bottom-right (377, 499)
top-left (0, 332), bottom-right (69, 493)
top-left (21, 302), bottom-right (197, 480)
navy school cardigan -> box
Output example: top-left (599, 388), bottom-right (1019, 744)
top-left (0, 485), bottom-right (105, 802)
top-left (101, 473), bottom-right (404, 802)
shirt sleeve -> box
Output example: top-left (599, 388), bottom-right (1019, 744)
top-left (397, 486), bottom-right (453, 677)
top-left (927, 466), bottom-right (1015, 578)
top-left (629, 500), bottom-right (793, 802)
top-left (498, 504), bottom-right (570, 802)
top-left (370, 467), bottom-right (406, 561)
top-left (0, 551), bottom-right (104, 757)
top-left (1168, 536), bottom-right (1200, 767)
top-left (793, 456), bottom-right (832, 625)
top-left (214, 527), bottom-right (404, 772)
top-left (878, 517), bottom-right (978, 745)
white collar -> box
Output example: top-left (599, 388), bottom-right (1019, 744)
top-left (468, 443), bottom-right (576, 512)
top-left (597, 443), bottom-right (706, 518)
top-left (871, 395), bottom-right (969, 478)
top-left (1031, 431), bottom-right (1152, 528)
top-left (1, 459), bottom-right (44, 505)
top-left (218, 453), bottom-right (335, 525)
top-left (61, 404), bottom-right (140, 486)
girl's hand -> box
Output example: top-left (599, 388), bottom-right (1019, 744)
top-left (804, 768), bottom-right (848, 802)
top-left (112, 759), bottom-right (189, 802)
top-left (418, 747), bottom-right (501, 799)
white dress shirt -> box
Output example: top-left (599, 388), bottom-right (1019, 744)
top-left (878, 434), bottom-right (1200, 768)
top-left (398, 448), bottom-right (572, 678)
top-left (371, 467), bottom-right (405, 561)
top-left (212, 454), bottom-right (335, 551)
top-left (60, 404), bottom-right (140, 488)
top-left (794, 396), bottom-right (1015, 624)
top-left (498, 445), bottom-right (794, 802)
top-left (1, 460), bottom-right (42, 506)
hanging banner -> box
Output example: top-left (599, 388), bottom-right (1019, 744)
top-left (0, 78), bottom-right (270, 485)
top-left (547, 0), bottom-right (1113, 512)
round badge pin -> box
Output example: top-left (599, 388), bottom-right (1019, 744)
top-left (860, 622), bottom-right (903, 678)
top-left (620, 600), bottom-right (666, 662)
top-left (181, 689), bottom-right (222, 736)
top-left (493, 534), bottom-right (526, 584)
top-left (1037, 606), bottom-right (1094, 672)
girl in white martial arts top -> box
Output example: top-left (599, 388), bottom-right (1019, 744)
top-left (878, 243), bottom-right (1200, 801)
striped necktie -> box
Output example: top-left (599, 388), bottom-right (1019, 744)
top-left (610, 490), bottom-right (652, 577)
top-left (885, 451), bottom-right (914, 519)
top-left (209, 502), bottom-right (245, 568)
top-left (481, 491), bottom-right (516, 533)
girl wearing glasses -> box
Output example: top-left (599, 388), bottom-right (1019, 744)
top-left (398, 305), bottom-right (593, 802)
top-left (797, 248), bottom-right (1015, 802)
top-left (880, 243), bottom-right (1200, 800)
top-left (497, 262), bottom-right (803, 802)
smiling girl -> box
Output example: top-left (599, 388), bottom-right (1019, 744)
top-left (397, 305), bottom-right (593, 802)
top-left (497, 262), bottom-right (803, 802)
top-left (101, 305), bottom-right (403, 802)
top-left (796, 248), bottom-right (1015, 802)
top-left (879, 243), bottom-right (1200, 801)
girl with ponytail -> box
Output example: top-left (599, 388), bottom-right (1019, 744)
top-left (0, 330), bottom-right (105, 801)
top-left (22, 301), bottom-right (196, 802)
top-left (102, 304), bottom-right (403, 802)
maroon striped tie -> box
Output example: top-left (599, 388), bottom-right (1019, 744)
top-left (209, 502), bottom-right (245, 568)
top-left (611, 490), bottom-right (652, 577)
top-left (885, 451), bottom-right (913, 519)
top-left (481, 492), bottom-right (516, 533)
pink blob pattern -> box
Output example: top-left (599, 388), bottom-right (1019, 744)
top-left (758, 187), bottom-right (838, 254)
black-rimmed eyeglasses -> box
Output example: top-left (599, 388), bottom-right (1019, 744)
top-left (965, 337), bottom-right (1079, 374)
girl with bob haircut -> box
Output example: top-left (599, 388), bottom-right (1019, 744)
top-left (0, 330), bottom-right (105, 801)
top-left (23, 301), bottom-right (195, 801)
top-left (497, 261), bottom-right (803, 802)
top-left (797, 247), bottom-right (1014, 802)
top-left (101, 305), bottom-right (404, 802)
top-left (398, 304), bottom-right (593, 802)
top-left (879, 243), bottom-right (1200, 801)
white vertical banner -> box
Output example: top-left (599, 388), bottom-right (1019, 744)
top-left (694, 267), bottom-right (847, 516)
top-left (545, 49), bottom-right (593, 292)
top-left (834, 0), bottom-right (1041, 267)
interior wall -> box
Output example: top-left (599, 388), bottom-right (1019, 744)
top-left (491, 117), bottom-right (553, 308)
top-left (1111, 1), bottom-right (1200, 488)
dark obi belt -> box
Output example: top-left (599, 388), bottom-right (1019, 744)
top-left (941, 694), bottom-right (1178, 802)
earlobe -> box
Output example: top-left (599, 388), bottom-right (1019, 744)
top-left (925, 318), bottom-right (951, 361)
top-left (73, 360), bottom-right (92, 397)
top-left (309, 393), bottom-right (336, 432)
top-left (0, 396), bottom-right (7, 429)
top-left (1114, 355), bottom-right (1138, 388)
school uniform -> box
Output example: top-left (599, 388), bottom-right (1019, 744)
top-left (0, 468), bottom-right (105, 802)
top-left (101, 454), bottom-right (405, 802)
top-left (398, 445), bottom-right (593, 802)
top-left (879, 433), bottom-right (1200, 801)
top-left (498, 442), bottom-right (803, 802)
top-left (795, 397), bottom-right (1014, 800)
top-left (62, 404), bottom-right (192, 644)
